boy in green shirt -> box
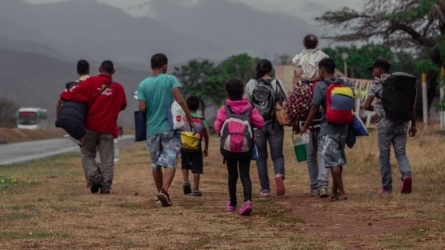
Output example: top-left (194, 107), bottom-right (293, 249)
top-left (181, 96), bottom-right (209, 196)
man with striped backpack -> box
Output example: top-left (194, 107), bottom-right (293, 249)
top-left (301, 58), bottom-right (354, 202)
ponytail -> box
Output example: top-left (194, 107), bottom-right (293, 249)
top-left (255, 59), bottom-right (273, 80)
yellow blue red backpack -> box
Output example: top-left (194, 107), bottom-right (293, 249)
top-left (325, 79), bottom-right (355, 124)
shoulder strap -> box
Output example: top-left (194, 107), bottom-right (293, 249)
top-left (274, 79), bottom-right (285, 99)
top-left (224, 105), bottom-right (233, 117)
top-left (242, 106), bottom-right (253, 120)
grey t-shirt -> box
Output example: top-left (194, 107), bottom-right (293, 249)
top-left (312, 77), bottom-right (353, 136)
top-left (244, 78), bottom-right (288, 103)
top-left (244, 78), bottom-right (288, 123)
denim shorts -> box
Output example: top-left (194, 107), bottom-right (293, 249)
top-left (318, 134), bottom-right (347, 168)
top-left (147, 130), bottom-right (181, 169)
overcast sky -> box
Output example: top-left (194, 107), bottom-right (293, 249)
top-left (25, 0), bottom-right (362, 23)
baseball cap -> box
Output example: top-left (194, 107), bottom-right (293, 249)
top-left (367, 57), bottom-right (391, 71)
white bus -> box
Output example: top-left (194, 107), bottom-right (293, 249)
top-left (16, 107), bottom-right (48, 130)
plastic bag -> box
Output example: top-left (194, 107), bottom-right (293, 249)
top-left (168, 101), bottom-right (185, 130)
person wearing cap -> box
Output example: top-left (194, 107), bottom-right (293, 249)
top-left (60, 60), bottom-right (127, 194)
top-left (363, 57), bottom-right (417, 195)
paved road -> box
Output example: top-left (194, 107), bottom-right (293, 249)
top-left (0, 135), bottom-right (134, 166)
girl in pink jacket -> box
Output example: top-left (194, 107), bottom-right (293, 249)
top-left (214, 79), bottom-right (264, 216)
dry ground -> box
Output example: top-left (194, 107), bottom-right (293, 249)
top-left (1, 128), bottom-right (445, 249)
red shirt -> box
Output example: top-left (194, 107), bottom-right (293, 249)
top-left (60, 74), bottom-right (127, 138)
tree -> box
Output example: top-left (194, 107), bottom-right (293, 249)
top-left (317, 0), bottom-right (445, 117)
top-left (322, 44), bottom-right (417, 79)
top-left (173, 60), bottom-right (227, 116)
top-left (173, 54), bottom-right (261, 115)
top-left (0, 97), bottom-right (18, 128)
top-left (217, 53), bottom-right (260, 83)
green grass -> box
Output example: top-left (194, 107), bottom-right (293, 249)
top-left (0, 231), bottom-right (53, 240)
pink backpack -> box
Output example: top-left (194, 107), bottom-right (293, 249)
top-left (220, 105), bottom-right (253, 158)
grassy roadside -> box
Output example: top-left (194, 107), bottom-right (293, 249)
top-left (0, 130), bottom-right (445, 249)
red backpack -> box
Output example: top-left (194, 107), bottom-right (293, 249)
top-left (325, 82), bottom-right (355, 124)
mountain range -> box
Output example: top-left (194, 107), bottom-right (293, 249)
top-left (0, 0), bottom-right (322, 127)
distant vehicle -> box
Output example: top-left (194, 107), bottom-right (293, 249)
top-left (16, 107), bottom-right (48, 130)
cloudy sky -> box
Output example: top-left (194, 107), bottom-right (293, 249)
top-left (25, 0), bottom-right (362, 23)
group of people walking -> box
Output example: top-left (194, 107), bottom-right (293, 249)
top-left (55, 34), bottom-right (417, 217)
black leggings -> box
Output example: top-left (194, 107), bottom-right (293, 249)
top-left (226, 159), bottom-right (252, 206)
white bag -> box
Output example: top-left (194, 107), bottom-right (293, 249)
top-left (168, 101), bottom-right (185, 130)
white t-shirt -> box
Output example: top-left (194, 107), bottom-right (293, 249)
top-left (292, 49), bottom-right (329, 81)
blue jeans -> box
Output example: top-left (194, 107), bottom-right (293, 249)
top-left (255, 121), bottom-right (285, 193)
top-left (306, 130), bottom-right (330, 189)
top-left (377, 124), bottom-right (411, 192)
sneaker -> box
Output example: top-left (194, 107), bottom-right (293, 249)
top-left (90, 183), bottom-right (101, 194)
top-left (401, 176), bottom-right (412, 194)
top-left (156, 199), bottom-right (161, 204)
top-left (183, 182), bottom-right (192, 195)
top-left (310, 189), bottom-right (319, 197)
top-left (238, 201), bottom-right (253, 216)
top-left (192, 189), bottom-right (202, 197)
top-left (90, 174), bottom-right (103, 194)
top-left (100, 190), bottom-right (110, 194)
top-left (319, 187), bottom-right (329, 198)
top-left (226, 201), bottom-right (236, 212)
top-left (260, 191), bottom-right (271, 198)
top-left (157, 188), bottom-right (172, 207)
top-left (377, 189), bottom-right (392, 194)
top-left (274, 174), bottom-right (286, 196)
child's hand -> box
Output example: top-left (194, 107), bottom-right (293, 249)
top-left (409, 126), bottom-right (417, 137)
top-left (203, 149), bottom-right (208, 157)
top-left (293, 125), bottom-right (300, 134)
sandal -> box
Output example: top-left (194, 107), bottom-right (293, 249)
top-left (331, 196), bottom-right (348, 202)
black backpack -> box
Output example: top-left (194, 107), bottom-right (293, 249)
top-left (65, 80), bottom-right (81, 90)
top-left (251, 78), bottom-right (277, 120)
top-left (380, 72), bottom-right (417, 123)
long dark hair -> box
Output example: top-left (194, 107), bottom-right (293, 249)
top-left (255, 59), bottom-right (273, 80)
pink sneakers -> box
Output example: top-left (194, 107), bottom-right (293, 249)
top-left (238, 201), bottom-right (252, 216)
top-left (401, 176), bottom-right (412, 194)
top-left (377, 189), bottom-right (392, 195)
top-left (274, 174), bottom-right (285, 196)
top-left (226, 201), bottom-right (236, 212)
